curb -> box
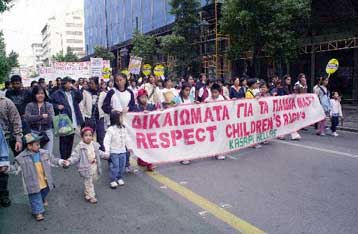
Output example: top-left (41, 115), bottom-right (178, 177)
top-left (337, 127), bottom-right (358, 133)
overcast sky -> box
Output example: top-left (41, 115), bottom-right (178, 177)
top-left (0, 0), bottom-right (83, 65)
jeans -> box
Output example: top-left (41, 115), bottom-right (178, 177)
top-left (28, 187), bottom-right (49, 215)
top-left (59, 133), bottom-right (75, 159)
top-left (109, 153), bottom-right (126, 182)
top-left (331, 116), bottom-right (339, 133)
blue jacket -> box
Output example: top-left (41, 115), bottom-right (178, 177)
top-left (51, 89), bottom-right (84, 126)
top-left (0, 128), bottom-right (9, 167)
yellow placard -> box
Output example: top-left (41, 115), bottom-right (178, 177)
top-left (102, 67), bottom-right (112, 79)
top-left (153, 64), bottom-right (165, 77)
top-left (326, 58), bottom-right (339, 76)
top-left (121, 69), bottom-right (130, 78)
top-left (0, 83), bottom-right (4, 89)
top-left (142, 64), bottom-right (152, 76)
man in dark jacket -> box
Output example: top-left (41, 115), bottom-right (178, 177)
top-left (51, 77), bottom-right (83, 159)
top-left (5, 75), bottom-right (31, 148)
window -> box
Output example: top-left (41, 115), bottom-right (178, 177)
top-left (65, 31), bottom-right (83, 36)
top-left (66, 23), bottom-right (82, 27)
top-left (66, 39), bottom-right (83, 43)
top-left (68, 47), bottom-right (84, 52)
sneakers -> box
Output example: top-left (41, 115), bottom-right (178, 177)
top-left (88, 197), bottom-right (97, 204)
top-left (125, 167), bottom-right (138, 173)
top-left (110, 181), bottom-right (118, 189)
top-left (43, 200), bottom-right (48, 207)
top-left (180, 160), bottom-right (191, 165)
top-left (254, 144), bottom-right (262, 149)
top-left (331, 132), bottom-right (339, 137)
top-left (117, 179), bottom-right (125, 186)
top-left (215, 155), bottom-right (226, 160)
top-left (34, 213), bottom-right (45, 222)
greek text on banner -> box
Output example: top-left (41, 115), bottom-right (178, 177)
top-left (124, 94), bottom-right (325, 164)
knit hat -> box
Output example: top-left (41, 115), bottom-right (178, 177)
top-left (137, 89), bottom-right (148, 98)
top-left (24, 133), bottom-right (42, 145)
top-left (81, 127), bottom-right (94, 137)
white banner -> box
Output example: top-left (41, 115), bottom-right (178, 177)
top-left (124, 94), bottom-right (325, 164)
top-left (39, 60), bottom-right (110, 81)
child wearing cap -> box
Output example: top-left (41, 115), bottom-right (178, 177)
top-left (6, 133), bottom-right (65, 221)
top-left (132, 89), bottom-right (157, 171)
top-left (62, 127), bottom-right (108, 204)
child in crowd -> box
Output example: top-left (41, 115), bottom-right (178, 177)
top-left (259, 82), bottom-right (270, 97)
top-left (104, 112), bottom-right (129, 189)
top-left (259, 83), bottom-right (271, 144)
top-left (205, 84), bottom-right (226, 160)
top-left (7, 133), bottom-right (64, 221)
top-left (205, 83), bottom-right (225, 102)
top-left (133, 89), bottom-right (157, 171)
top-left (245, 79), bottom-right (262, 148)
top-left (330, 91), bottom-right (343, 137)
top-left (63, 127), bottom-right (108, 204)
top-left (245, 78), bottom-right (260, 99)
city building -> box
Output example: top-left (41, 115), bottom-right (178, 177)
top-left (84, 0), bottom-right (357, 101)
top-left (31, 43), bottom-right (43, 69)
top-left (41, 9), bottom-right (85, 64)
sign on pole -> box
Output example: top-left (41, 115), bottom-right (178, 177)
top-left (128, 56), bottom-right (143, 75)
top-left (90, 57), bottom-right (104, 77)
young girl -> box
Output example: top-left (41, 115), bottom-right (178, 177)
top-left (205, 83), bottom-right (226, 160)
top-left (103, 112), bottom-right (129, 189)
top-left (330, 91), bottom-right (343, 137)
top-left (132, 89), bottom-right (157, 171)
top-left (8, 133), bottom-right (64, 221)
top-left (315, 77), bottom-right (331, 136)
top-left (63, 127), bottom-right (108, 204)
top-left (173, 83), bottom-right (196, 165)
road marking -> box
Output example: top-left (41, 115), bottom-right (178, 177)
top-left (274, 140), bottom-right (358, 158)
top-left (147, 171), bottom-right (266, 234)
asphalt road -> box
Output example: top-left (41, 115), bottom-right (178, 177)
top-left (1, 128), bottom-right (358, 234)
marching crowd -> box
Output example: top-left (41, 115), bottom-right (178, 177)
top-left (0, 72), bottom-right (343, 221)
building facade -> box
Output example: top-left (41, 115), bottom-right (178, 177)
top-left (41, 9), bottom-right (85, 64)
top-left (31, 43), bottom-right (43, 69)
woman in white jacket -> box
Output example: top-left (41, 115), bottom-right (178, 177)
top-left (81, 77), bottom-right (107, 150)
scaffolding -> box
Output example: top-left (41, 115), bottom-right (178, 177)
top-left (199, 1), bottom-right (230, 79)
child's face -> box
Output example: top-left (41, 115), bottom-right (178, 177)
top-left (82, 131), bottom-right (93, 144)
top-left (212, 90), bottom-right (220, 99)
top-left (333, 92), bottom-right (339, 99)
top-left (252, 83), bottom-right (259, 90)
top-left (27, 142), bottom-right (40, 153)
top-left (260, 85), bottom-right (268, 94)
top-left (183, 87), bottom-right (190, 98)
top-left (139, 95), bottom-right (148, 105)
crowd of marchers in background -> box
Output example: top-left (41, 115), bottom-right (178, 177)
top-left (0, 72), bottom-right (343, 221)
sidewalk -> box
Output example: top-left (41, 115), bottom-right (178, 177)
top-left (337, 104), bottom-right (358, 132)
